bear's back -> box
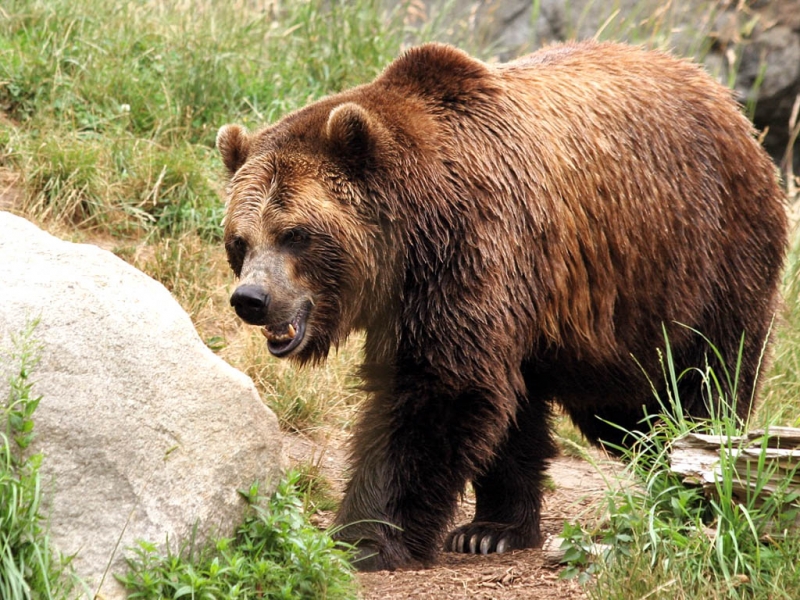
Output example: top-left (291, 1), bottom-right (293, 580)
top-left (372, 41), bottom-right (785, 360)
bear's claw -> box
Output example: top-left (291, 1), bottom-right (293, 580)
top-left (450, 530), bottom-right (507, 554)
top-left (446, 522), bottom-right (535, 555)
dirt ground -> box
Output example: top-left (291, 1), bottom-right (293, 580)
top-left (285, 434), bottom-right (619, 600)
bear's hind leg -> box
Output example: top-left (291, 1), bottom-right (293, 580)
top-left (446, 396), bottom-right (556, 554)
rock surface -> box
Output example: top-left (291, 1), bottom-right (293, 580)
top-left (429, 0), bottom-right (800, 170)
top-left (0, 212), bottom-right (282, 599)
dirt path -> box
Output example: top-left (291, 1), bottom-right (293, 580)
top-left (285, 434), bottom-right (618, 599)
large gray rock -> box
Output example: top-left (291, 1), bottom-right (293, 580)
top-left (0, 212), bottom-right (282, 599)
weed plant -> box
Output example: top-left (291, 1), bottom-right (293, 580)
top-left (560, 333), bottom-right (800, 599)
top-left (0, 321), bottom-right (79, 599)
top-left (119, 471), bottom-right (356, 600)
top-left (294, 460), bottom-right (341, 514)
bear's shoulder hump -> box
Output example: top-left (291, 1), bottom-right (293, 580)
top-left (379, 43), bottom-right (494, 100)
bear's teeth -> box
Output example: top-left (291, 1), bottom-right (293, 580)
top-left (260, 327), bottom-right (269, 338)
top-left (287, 323), bottom-right (296, 338)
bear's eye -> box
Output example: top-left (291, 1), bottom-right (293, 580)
top-left (225, 235), bottom-right (248, 275)
top-left (277, 227), bottom-right (310, 251)
top-left (226, 235), bottom-right (248, 257)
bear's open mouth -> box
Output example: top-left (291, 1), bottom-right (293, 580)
top-left (261, 304), bottom-right (310, 357)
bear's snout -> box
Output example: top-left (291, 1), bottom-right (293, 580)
top-left (230, 284), bottom-right (270, 325)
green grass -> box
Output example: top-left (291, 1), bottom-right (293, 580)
top-left (0, 0), bottom-right (408, 140)
top-left (228, 333), bottom-right (366, 434)
top-left (559, 335), bottom-right (800, 599)
top-left (294, 459), bottom-right (341, 514)
top-left (555, 411), bottom-right (594, 460)
top-left (759, 231), bottom-right (800, 427)
top-left (561, 424), bottom-right (800, 599)
top-left (0, 0), bottom-right (419, 237)
top-left (118, 472), bottom-right (356, 600)
top-left (1, 321), bottom-right (80, 599)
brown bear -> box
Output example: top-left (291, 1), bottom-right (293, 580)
top-left (217, 40), bottom-right (787, 571)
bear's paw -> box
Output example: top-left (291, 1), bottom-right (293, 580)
top-left (445, 521), bottom-right (542, 555)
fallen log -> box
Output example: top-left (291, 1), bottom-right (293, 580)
top-left (670, 426), bottom-right (800, 528)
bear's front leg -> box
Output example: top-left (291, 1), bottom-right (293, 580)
top-left (333, 372), bottom-right (517, 571)
top-left (445, 395), bottom-right (556, 555)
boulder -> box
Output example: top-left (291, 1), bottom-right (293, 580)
top-left (0, 212), bottom-right (283, 599)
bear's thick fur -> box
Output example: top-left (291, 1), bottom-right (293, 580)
top-left (218, 41), bottom-right (787, 571)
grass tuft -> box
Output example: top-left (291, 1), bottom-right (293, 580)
top-left (559, 335), bottom-right (800, 599)
top-left (118, 471), bottom-right (356, 599)
top-left (227, 333), bottom-right (366, 434)
top-left (294, 459), bottom-right (341, 514)
top-left (1, 320), bottom-right (80, 599)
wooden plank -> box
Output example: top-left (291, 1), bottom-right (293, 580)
top-left (668, 427), bottom-right (800, 531)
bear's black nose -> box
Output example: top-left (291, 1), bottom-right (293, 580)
top-left (230, 284), bottom-right (270, 325)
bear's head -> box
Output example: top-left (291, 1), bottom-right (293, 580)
top-left (218, 44), bottom-right (497, 363)
top-left (217, 102), bottom-right (398, 364)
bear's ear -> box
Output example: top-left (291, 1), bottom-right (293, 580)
top-left (216, 124), bottom-right (251, 175)
top-left (325, 103), bottom-right (383, 165)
